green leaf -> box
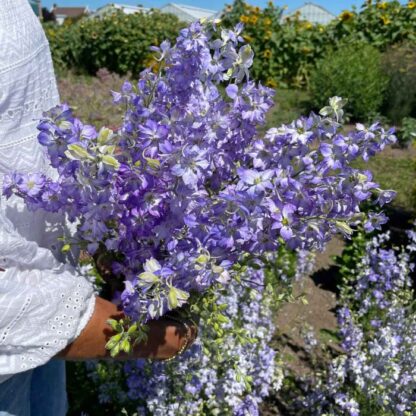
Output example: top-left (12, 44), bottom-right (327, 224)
top-left (61, 244), bottom-right (71, 253)
top-left (138, 271), bottom-right (159, 284)
top-left (168, 287), bottom-right (179, 309)
top-left (97, 127), bottom-right (113, 145)
top-left (102, 154), bottom-right (120, 169)
top-left (65, 144), bottom-right (95, 161)
top-left (145, 157), bottom-right (160, 170)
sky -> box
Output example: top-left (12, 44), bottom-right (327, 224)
top-left (42, 0), bottom-right (398, 16)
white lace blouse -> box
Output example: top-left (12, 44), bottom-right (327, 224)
top-left (0, 0), bottom-right (96, 383)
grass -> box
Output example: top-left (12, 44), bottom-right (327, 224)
top-left (57, 69), bottom-right (126, 128)
top-left (265, 88), bottom-right (311, 128)
top-left (353, 151), bottom-right (416, 214)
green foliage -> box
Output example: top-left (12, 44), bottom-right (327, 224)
top-left (309, 42), bottom-right (388, 120)
top-left (222, 1), bottom-right (330, 88)
top-left (263, 88), bottom-right (310, 130)
top-left (221, 0), bottom-right (416, 88)
top-left (333, 228), bottom-right (370, 305)
top-left (352, 154), bottom-right (416, 214)
top-left (44, 10), bottom-right (184, 75)
top-left (66, 361), bottom-right (129, 416)
top-left (327, 1), bottom-right (416, 50)
top-left (381, 41), bottom-right (416, 124)
top-left (397, 117), bottom-right (416, 148)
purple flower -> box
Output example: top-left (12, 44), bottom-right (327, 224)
top-left (17, 173), bottom-right (45, 197)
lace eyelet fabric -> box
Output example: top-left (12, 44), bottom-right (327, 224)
top-left (0, 0), bottom-right (96, 383)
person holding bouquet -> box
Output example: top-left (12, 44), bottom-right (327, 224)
top-left (0, 2), bottom-right (196, 415)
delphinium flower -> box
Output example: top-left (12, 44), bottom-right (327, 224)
top-left (3, 20), bottom-right (396, 351)
top-left (300, 227), bottom-right (416, 416)
top-left (86, 266), bottom-right (284, 415)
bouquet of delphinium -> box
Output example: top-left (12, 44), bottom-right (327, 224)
top-left (4, 20), bottom-right (396, 355)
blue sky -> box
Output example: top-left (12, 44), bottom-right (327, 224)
top-left (42, 0), bottom-right (396, 16)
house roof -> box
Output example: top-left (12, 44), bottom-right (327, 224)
top-left (286, 2), bottom-right (335, 25)
top-left (159, 3), bottom-right (218, 22)
top-left (52, 6), bottom-right (89, 17)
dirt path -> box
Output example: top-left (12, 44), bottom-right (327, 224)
top-left (274, 237), bottom-right (345, 376)
top-left (262, 238), bottom-right (346, 415)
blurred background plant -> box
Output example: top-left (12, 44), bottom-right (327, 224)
top-left (381, 41), bottom-right (416, 125)
top-left (308, 41), bottom-right (388, 120)
top-left (44, 10), bottom-right (184, 76)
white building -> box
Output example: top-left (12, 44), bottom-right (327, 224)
top-left (91, 2), bottom-right (219, 22)
top-left (91, 3), bottom-right (150, 18)
top-left (285, 2), bottom-right (335, 25)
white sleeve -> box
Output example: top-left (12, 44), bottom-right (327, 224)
top-left (0, 213), bottom-right (96, 383)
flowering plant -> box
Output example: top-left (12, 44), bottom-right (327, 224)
top-left (299, 226), bottom-right (416, 416)
top-left (4, 20), bottom-right (396, 355)
top-left (83, 247), bottom-right (313, 415)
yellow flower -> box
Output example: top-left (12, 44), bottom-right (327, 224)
top-left (263, 49), bottom-right (272, 58)
top-left (376, 1), bottom-right (388, 9)
top-left (409, 1), bottom-right (416, 8)
top-left (266, 78), bottom-right (278, 88)
top-left (265, 30), bottom-right (273, 39)
top-left (380, 14), bottom-right (391, 24)
top-left (339, 10), bottom-right (354, 21)
top-left (268, 1), bottom-right (274, 7)
top-left (301, 21), bottom-right (313, 29)
top-left (240, 15), bottom-right (249, 23)
top-left (249, 15), bottom-right (259, 24)
top-left (254, 6), bottom-right (261, 13)
top-left (263, 17), bottom-right (272, 26)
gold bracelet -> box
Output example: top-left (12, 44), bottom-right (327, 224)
top-left (162, 317), bottom-right (192, 362)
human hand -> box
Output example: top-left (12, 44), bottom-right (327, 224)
top-left (57, 297), bottom-right (198, 361)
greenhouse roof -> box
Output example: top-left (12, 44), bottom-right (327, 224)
top-left (159, 3), bottom-right (219, 23)
top-left (286, 2), bottom-right (336, 25)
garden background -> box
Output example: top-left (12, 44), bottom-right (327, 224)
top-left (43, 1), bottom-right (416, 414)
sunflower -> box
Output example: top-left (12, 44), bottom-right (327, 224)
top-left (265, 78), bottom-right (278, 88)
top-left (240, 15), bottom-right (249, 23)
top-left (409, 1), bottom-right (416, 9)
top-left (263, 49), bottom-right (272, 58)
top-left (339, 10), bottom-right (354, 21)
top-left (380, 14), bottom-right (391, 25)
top-left (376, 1), bottom-right (388, 9)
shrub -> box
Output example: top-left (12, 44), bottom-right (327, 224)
top-left (309, 42), bottom-right (388, 120)
top-left (381, 41), bottom-right (416, 124)
top-left (45, 10), bottom-right (184, 76)
top-left (396, 117), bottom-right (416, 148)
